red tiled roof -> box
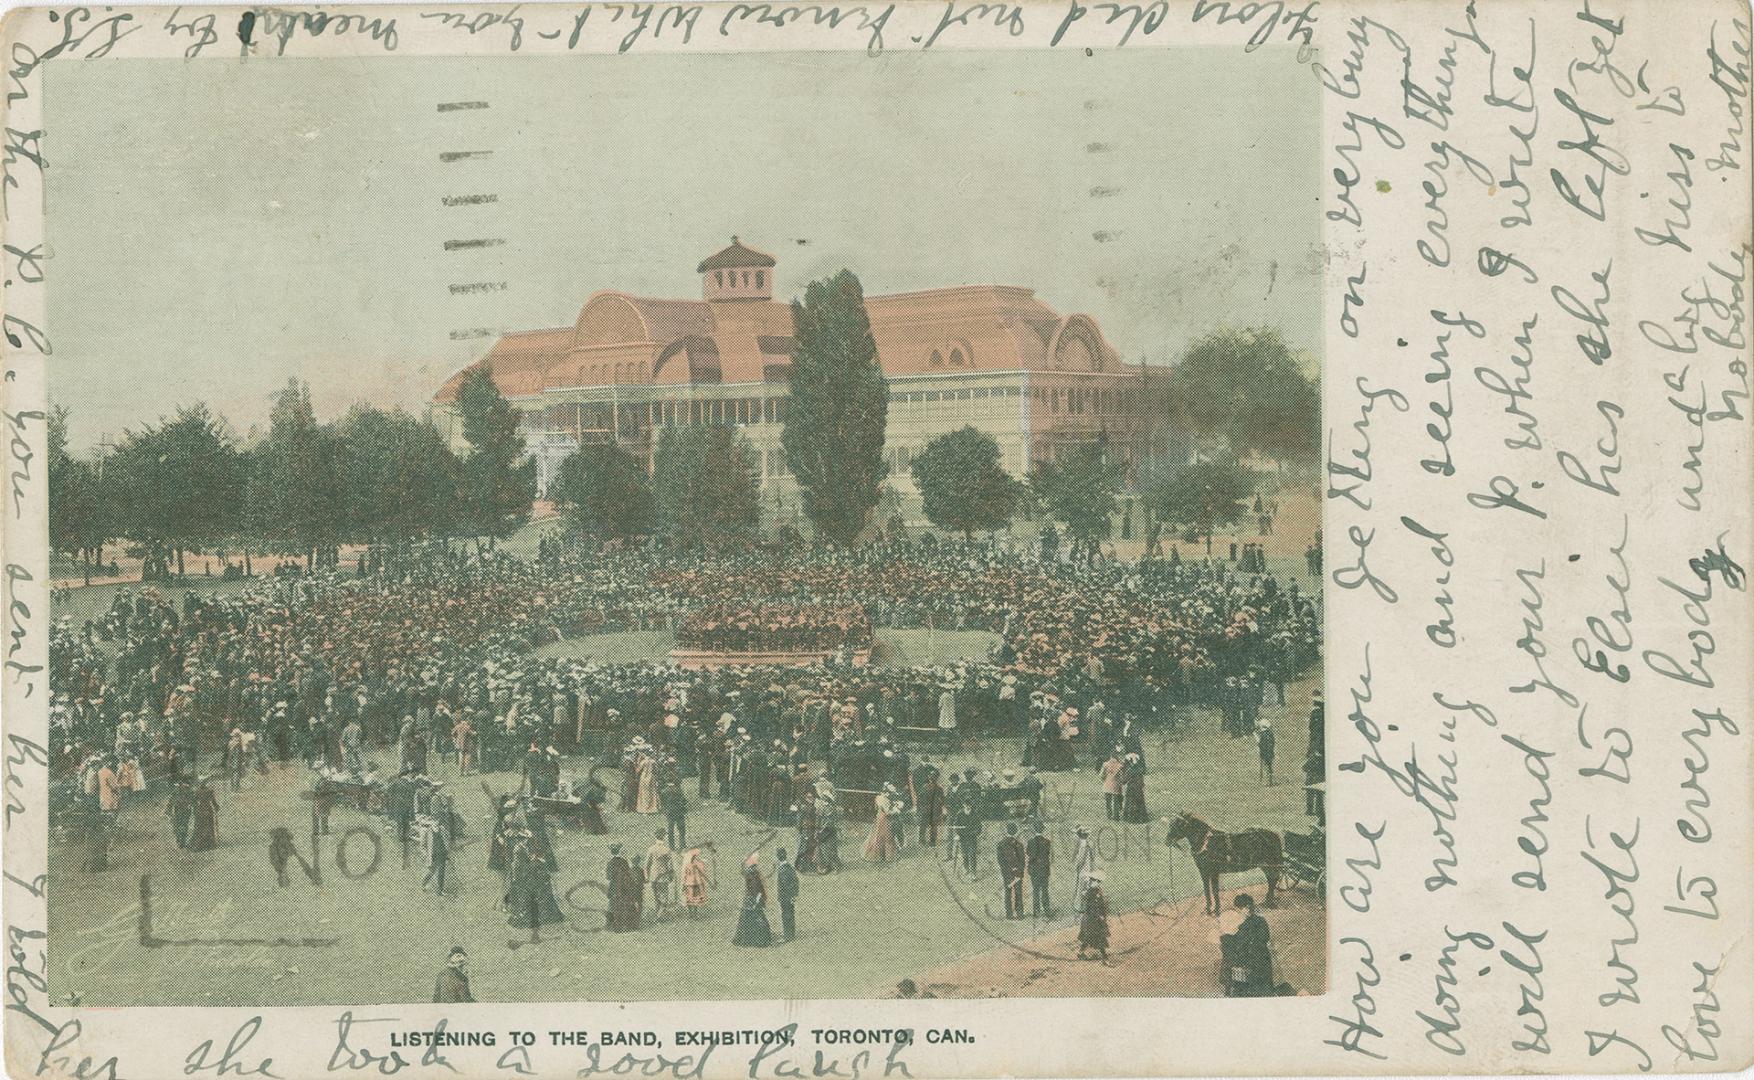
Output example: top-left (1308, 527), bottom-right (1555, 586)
top-left (434, 265), bottom-right (1124, 402)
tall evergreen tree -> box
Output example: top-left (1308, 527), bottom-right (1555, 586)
top-left (245, 379), bottom-right (346, 568)
top-left (652, 425), bottom-right (759, 551)
top-left (551, 442), bottom-right (655, 540)
top-left (781, 269), bottom-right (888, 546)
top-left (457, 367), bottom-right (536, 543)
top-left (910, 426), bottom-right (1019, 538)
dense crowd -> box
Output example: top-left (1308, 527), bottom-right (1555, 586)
top-left (49, 534), bottom-right (1320, 972)
top-left (52, 537), bottom-right (1316, 792)
top-left (674, 602), bottom-right (873, 654)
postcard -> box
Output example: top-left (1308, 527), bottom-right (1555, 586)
top-left (0, 0), bottom-right (1748, 1076)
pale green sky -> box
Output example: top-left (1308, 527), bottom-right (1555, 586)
top-left (47, 47), bottom-right (1319, 453)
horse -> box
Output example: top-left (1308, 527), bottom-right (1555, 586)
top-left (1164, 811), bottom-right (1282, 915)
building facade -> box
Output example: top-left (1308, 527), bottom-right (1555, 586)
top-left (434, 239), bottom-right (1171, 518)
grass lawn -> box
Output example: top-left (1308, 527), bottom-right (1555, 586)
top-left (47, 675), bottom-right (1321, 1005)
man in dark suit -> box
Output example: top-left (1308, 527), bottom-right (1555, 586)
top-left (775, 847), bottom-right (800, 941)
top-left (661, 779), bottom-right (688, 849)
top-left (387, 767), bottom-right (417, 846)
top-left (1026, 821), bottom-right (1053, 917)
top-left (918, 769), bottom-right (946, 846)
top-left (997, 823), bottom-right (1027, 918)
top-left (955, 793), bottom-right (983, 877)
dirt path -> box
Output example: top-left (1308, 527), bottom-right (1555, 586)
top-left (887, 884), bottom-right (1325, 999)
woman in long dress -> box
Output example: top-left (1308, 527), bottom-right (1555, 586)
top-left (605, 844), bottom-right (644, 932)
top-left (862, 786), bottom-right (900, 864)
top-left (1120, 753), bottom-right (1150, 823)
top-left (187, 778), bottom-right (220, 851)
top-left (580, 778), bottom-right (610, 835)
top-left (817, 795), bottom-right (842, 873)
top-left (1039, 714), bottom-right (1078, 772)
top-left (487, 797), bottom-right (516, 876)
top-left (1077, 873), bottom-right (1109, 960)
top-left (505, 833), bottom-right (565, 929)
top-left (619, 750), bottom-right (640, 812)
top-left (636, 754), bottom-right (660, 815)
top-left (680, 847), bottom-right (712, 918)
top-left (732, 855), bottom-right (773, 947)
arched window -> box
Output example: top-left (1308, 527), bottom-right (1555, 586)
top-left (715, 271), bottom-right (724, 287)
top-left (949, 348), bottom-right (965, 366)
top-left (755, 270), bottom-right (765, 289)
top-left (929, 349), bottom-right (944, 367)
top-left (741, 271), bottom-right (750, 286)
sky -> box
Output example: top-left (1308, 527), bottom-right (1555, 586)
top-left (46, 47), bottom-right (1320, 454)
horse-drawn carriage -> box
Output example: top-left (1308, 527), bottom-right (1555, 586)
top-left (1163, 812), bottom-right (1324, 914)
top-left (1279, 826), bottom-right (1324, 891)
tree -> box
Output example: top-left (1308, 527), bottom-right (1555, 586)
top-left (109, 403), bottom-right (244, 578)
top-left (910, 426), bottom-right (1019, 538)
top-left (782, 269), bottom-right (889, 546)
top-left (246, 379), bottom-right (346, 568)
top-left (652, 425), bottom-right (759, 551)
top-left (551, 442), bottom-right (654, 540)
top-left (1163, 328), bottom-right (1318, 463)
top-left (338, 406), bottom-right (461, 546)
top-left (46, 407), bottom-right (107, 583)
top-left (1029, 442), bottom-right (1123, 556)
top-left (457, 366), bottom-right (536, 543)
top-left (1145, 456), bottom-right (1258, 556)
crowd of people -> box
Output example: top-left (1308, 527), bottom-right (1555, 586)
top-left (674, 603), bottom-right (873, 655)
top-left (47, 531), bottom-right (1320, 985)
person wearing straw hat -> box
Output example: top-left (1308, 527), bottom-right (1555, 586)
top-left (775, 847), bottom-right (800, 942)
top-left (862, 784), bottom-right (900, 864)
top-left (1098, 746), bottom-right (1125, 821)
top-left (680, 845), bottom-right (713, 917)
top-left (644, 829), bottom-right (677, 919)
top-left (1072, 825), bottom-right (1096, 912)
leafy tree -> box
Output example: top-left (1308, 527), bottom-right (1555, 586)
top-left (1163, 328), bottom-right (1318, 462)
top-left (109, 403), bottom-right (244, 578)
top-left (551, 442), bottom-right (654, 540)
top-left (339, 405), bottom-right (461, 545)
top-left (782, 269), bottom-right (888, 546)
top-left (457, 366), bottom-right (537, 543)
top-left (652, 425), bottom-right (759, 551)
top-left (1030, 442), bottom-right (1123, 557)
top-left (246, 379), bottom-right (347, 569)
top-left (910, 426), bottom-right (1019, 538)
top-left (1145, 456), bottom-right (1258, 556)
top-left (46, 407), bottom-right (107, 582)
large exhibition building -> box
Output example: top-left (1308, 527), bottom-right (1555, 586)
top-left (433, 238), bottom-right (1171, 514)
